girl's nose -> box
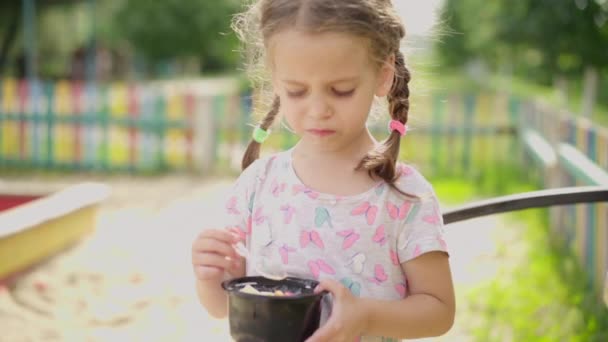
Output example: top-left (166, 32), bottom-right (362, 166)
top-left (309, 97), bottom-right (332, 119)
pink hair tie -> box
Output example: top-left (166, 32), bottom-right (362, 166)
top-left (388, 119), bottom-right (407, 136)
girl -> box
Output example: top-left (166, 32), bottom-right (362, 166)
top-left (192, 1), bottom-right (455, 341)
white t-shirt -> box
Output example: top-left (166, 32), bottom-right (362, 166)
top-left (222, 149), bottom-right (448, 342)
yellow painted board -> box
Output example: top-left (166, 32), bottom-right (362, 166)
top-left (0, 183), bottom-right (109, 281)
top-left (0, 205), bottom-right (98, 281)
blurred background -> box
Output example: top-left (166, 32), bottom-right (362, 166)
top-left (0, 0), bottom-right (607, 341)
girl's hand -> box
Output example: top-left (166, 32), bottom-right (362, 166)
top-left (191, 229), bottom-right (244, 283)
top-left (306, 279), bottom-right (368, 342)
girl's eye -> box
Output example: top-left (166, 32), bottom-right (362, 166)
top-left (287, 90), bottom-right (307, 98)
top-left (333, 88), bottom-right (355, 97)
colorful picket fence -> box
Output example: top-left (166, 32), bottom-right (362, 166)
top-left (517, 100), bottom-right (608, 292)
top-left (225, 91), bottom-right (517, 178)
top-left (1, 78), bottom-right (520, 177)
top-left (0, 78), bottom-right (245, 172)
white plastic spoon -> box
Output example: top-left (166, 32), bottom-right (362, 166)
top-left (233, 242), bottom-right (287, 281)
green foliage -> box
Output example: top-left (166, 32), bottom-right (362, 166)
top-left (114, 0), bottom-right (241, 73)
top-left (437, 0), bottom-right (608, 83)
top-left (435, 0), bottom-right (473, 70)
top-left (468, 209), bottom-right (608, 341)
top-left (431, 179), bottom-right (477, 205)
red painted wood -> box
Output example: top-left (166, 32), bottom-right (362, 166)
top-left (0, 195), bottom-right (41, 212)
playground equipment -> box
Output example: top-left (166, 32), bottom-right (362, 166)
top-left (0, 182), bottom-right (109, 284)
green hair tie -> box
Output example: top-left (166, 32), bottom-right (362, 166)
top-left (252, 126), bottom-right (270, 143)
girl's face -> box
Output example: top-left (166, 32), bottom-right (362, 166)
top-left (270, 30), bottom-right (394, 154)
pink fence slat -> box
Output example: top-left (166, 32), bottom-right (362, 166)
top-left (128, 84), bottom-right (140, 168)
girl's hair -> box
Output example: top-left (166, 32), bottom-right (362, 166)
top-left (234, 0), bottom-right (411, 187)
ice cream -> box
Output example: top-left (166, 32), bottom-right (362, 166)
top-left (239, 284), bottom-right (294, 297)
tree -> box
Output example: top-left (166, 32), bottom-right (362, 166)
top-left (0, 1), bottom-right (22, 77)
top-left (114, 0), bottom-right (241, 73)
top-left (435, 0), bottom-right (471, 69)
top-left (437, 0), bottom-right (608, 82)
top-left (0, 0), bottom-right (95, 78)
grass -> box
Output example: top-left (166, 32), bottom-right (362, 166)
top-left (430, 159), bottom-right (537, 204)
top-left (467, 208), bottom-right (608, 341)
top-left (427, 157), bottom-right (608, 341)
top-left (431, 178), bottom-right (477, 205)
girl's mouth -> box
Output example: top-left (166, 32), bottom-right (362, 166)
top-left (307, 129), bottom-right (335, 137)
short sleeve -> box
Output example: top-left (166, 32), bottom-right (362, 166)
top-left (220, 160), bottom-right (262, 248)
top-left (396, 193), bottom-right (448, 263)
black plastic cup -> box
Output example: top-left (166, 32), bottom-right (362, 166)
top-left (221, 276), bottom-right (326, 342)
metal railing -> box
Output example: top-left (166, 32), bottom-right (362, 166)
top-left (443, 185), bottom-right (608, 303)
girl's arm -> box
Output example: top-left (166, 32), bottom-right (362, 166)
top-left (192, 228), bottom-right (247, 319)
top-left (195, 259), bottom-right (246, 318)
top-left (196, 279), bottom-right (229, 318)
top-left (193, 160), bottom-right (262, 318)
top-left (195, 281), bottom-right (227, 318)
top-left (362, 251), bottom-right (455, 338)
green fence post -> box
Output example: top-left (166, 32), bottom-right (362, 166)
top-left (463, 93), bottom-right (475, 176)
top-left (507, 96), bottom-right (519, 142)
top-left (431, 93), bottom-right (443, 177)
top-left (586, 128), bottom-right (597, 289)
top-left (566, 118), bottom-right (576, 247)
top-left (212, 95), bottom-right (226, 168)
top-left (99, 85), bottom-right (109, 171)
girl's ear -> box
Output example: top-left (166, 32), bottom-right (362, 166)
top-left (375, 54), bottom-right (396, 98)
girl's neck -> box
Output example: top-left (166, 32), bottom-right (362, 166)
top-left (293, 129), bottom-right (377, 167)
top-left (290, 129), bottom-right (382, 197)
